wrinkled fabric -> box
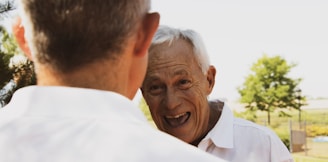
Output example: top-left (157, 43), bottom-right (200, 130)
top-left (199, 100), bottom-right (294, 162)
top-left (0, 86), bottom-right (225, 162)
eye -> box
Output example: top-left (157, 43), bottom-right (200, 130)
top-left (178, 79), bottom-right (191, 89)
top-left (179, 79), bottom-right (190, 84)
top-left (148, 84), bottom-right (164, 95)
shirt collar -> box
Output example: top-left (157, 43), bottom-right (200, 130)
top-left (6, 86), bottom-right (147, 123)
top-left (203, 102), bottom-right (234, 148)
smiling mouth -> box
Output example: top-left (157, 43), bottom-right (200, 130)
top-left (164, 112), bottom-right (191, 128)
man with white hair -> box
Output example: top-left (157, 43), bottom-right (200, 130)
top-left (141, 25), bottom-right (294, 162)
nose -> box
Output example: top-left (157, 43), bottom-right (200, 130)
top-left (163, 88), bottom-right (181, 110)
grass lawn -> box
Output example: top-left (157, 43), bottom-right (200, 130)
top-left (292, 137), bottom-right (328, 161)
top-left (293, 154), bottom-right (328, 162)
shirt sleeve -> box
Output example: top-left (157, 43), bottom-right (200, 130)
top-left (268, 129), bottom-right (295, 162)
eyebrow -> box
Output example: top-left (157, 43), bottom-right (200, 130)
top-left (173, 69), bottom-right (189, 76)
top-left (144, 75), bottom-right (160, 83)
top-left (144, 68), bottom-right (190, 84)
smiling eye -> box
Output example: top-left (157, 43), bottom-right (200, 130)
top-left (179, 79), bottom-right (189, 84)
top-left (178, 79), bottom-right (191, 89)
top-left (148, 84), bottom-right (164, 95)
top-left (150, 85), bottom-right (160, 91)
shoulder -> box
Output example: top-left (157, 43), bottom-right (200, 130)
top-left (232, 117), bottom-right (293, 159)
top-left (122, 125), bottom-right (225, 161)
top-left (233, 117), bottom-right (282, 140)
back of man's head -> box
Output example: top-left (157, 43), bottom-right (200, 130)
top-left (19, 0), bottom-right (150, 73)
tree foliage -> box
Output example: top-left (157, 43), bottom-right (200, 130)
top-left (0, 25), bottom-right (36, 107)
top-left (0, 25), bottom-right (16, 88)
top-left (238, 55), bottom-right (306, 125)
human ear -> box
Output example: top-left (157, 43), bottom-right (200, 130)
top-left (206, 65), bottom-right (216, 94)
top-left (124, 13), bottom-right (159, 100)
top-left (134, 12), bottom-right (160, 57)
top-left (12, 17), bottom-right (33, 60)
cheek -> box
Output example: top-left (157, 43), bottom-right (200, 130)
top-left (147, 101), bottom-right (159, 114)
top-left (184, 87), bottom-right (208, 108)
top-left (148, 104), bottom-right (166, 131)
top-left (145, 95), bottom-right (159, 109)
top-left (145, 96), bottom-right (162, 119)
top-left (184, 88), bottom-right (209, 122)
top-left (149, 108), bottom-right (161, 123)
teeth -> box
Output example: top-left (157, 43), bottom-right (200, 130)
top-left (166, 113), bottom-right (186, 119)
top-left (164, 112), bottom-right (190, 127)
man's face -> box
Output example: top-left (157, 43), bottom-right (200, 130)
top-left (142, 39), bottom-right (212, 143)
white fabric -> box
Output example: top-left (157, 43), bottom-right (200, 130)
top-left (198, 102), bottom-right (294, 162)
top-left (0, 86), bottom-right (225, 162)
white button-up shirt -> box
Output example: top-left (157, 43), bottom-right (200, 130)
top-left (198, 102), bottom-right (294, 162)
top-left (0, 86), bottom-right (225, 162)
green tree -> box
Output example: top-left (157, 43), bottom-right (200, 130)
top-left (0, 2), bottom-right (36, 107)
top-left (238, 54), bottom-right (305, 125)
top-left (0, 25), bottom-right (16, 88)
top-left (0, 25), bottom-right (36, 107)
top-left (1, 0), bottom-right (19, 87)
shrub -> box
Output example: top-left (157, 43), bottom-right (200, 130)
top-left (306, 125), bottom-right (328, 137)
top-left (274, 127), bottom-right (290, 149)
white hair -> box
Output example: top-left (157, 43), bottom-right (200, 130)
top-left (151, 25), bottom-right (210, 74)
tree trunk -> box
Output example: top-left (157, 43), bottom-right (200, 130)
top-left (267, 110), bottom-right (271, 125)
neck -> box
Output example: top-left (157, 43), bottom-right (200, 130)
top-left (190, 101), bottom-right (222, 146)
top-left (36, 59), bottom-right (130, 97)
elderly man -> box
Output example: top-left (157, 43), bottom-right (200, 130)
top-left (141, 25), bottom-right (294, 162)
top-left (0, 1), bottom-right (224, 161)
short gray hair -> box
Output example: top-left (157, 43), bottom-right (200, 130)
top-left (150, 25), bottom-right (210, 74)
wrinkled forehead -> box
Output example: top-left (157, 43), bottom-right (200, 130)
top-left (146, 64), bottom-right (191, 78)
top-left (148, 39), bottom-right (195, 65)
top-left (143, 67), bottom-right (192, 86)
top-left (145, 39), bottom-right (203, 80)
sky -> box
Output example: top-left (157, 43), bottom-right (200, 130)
top-left (136, 0), bottom-right (328, 102)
